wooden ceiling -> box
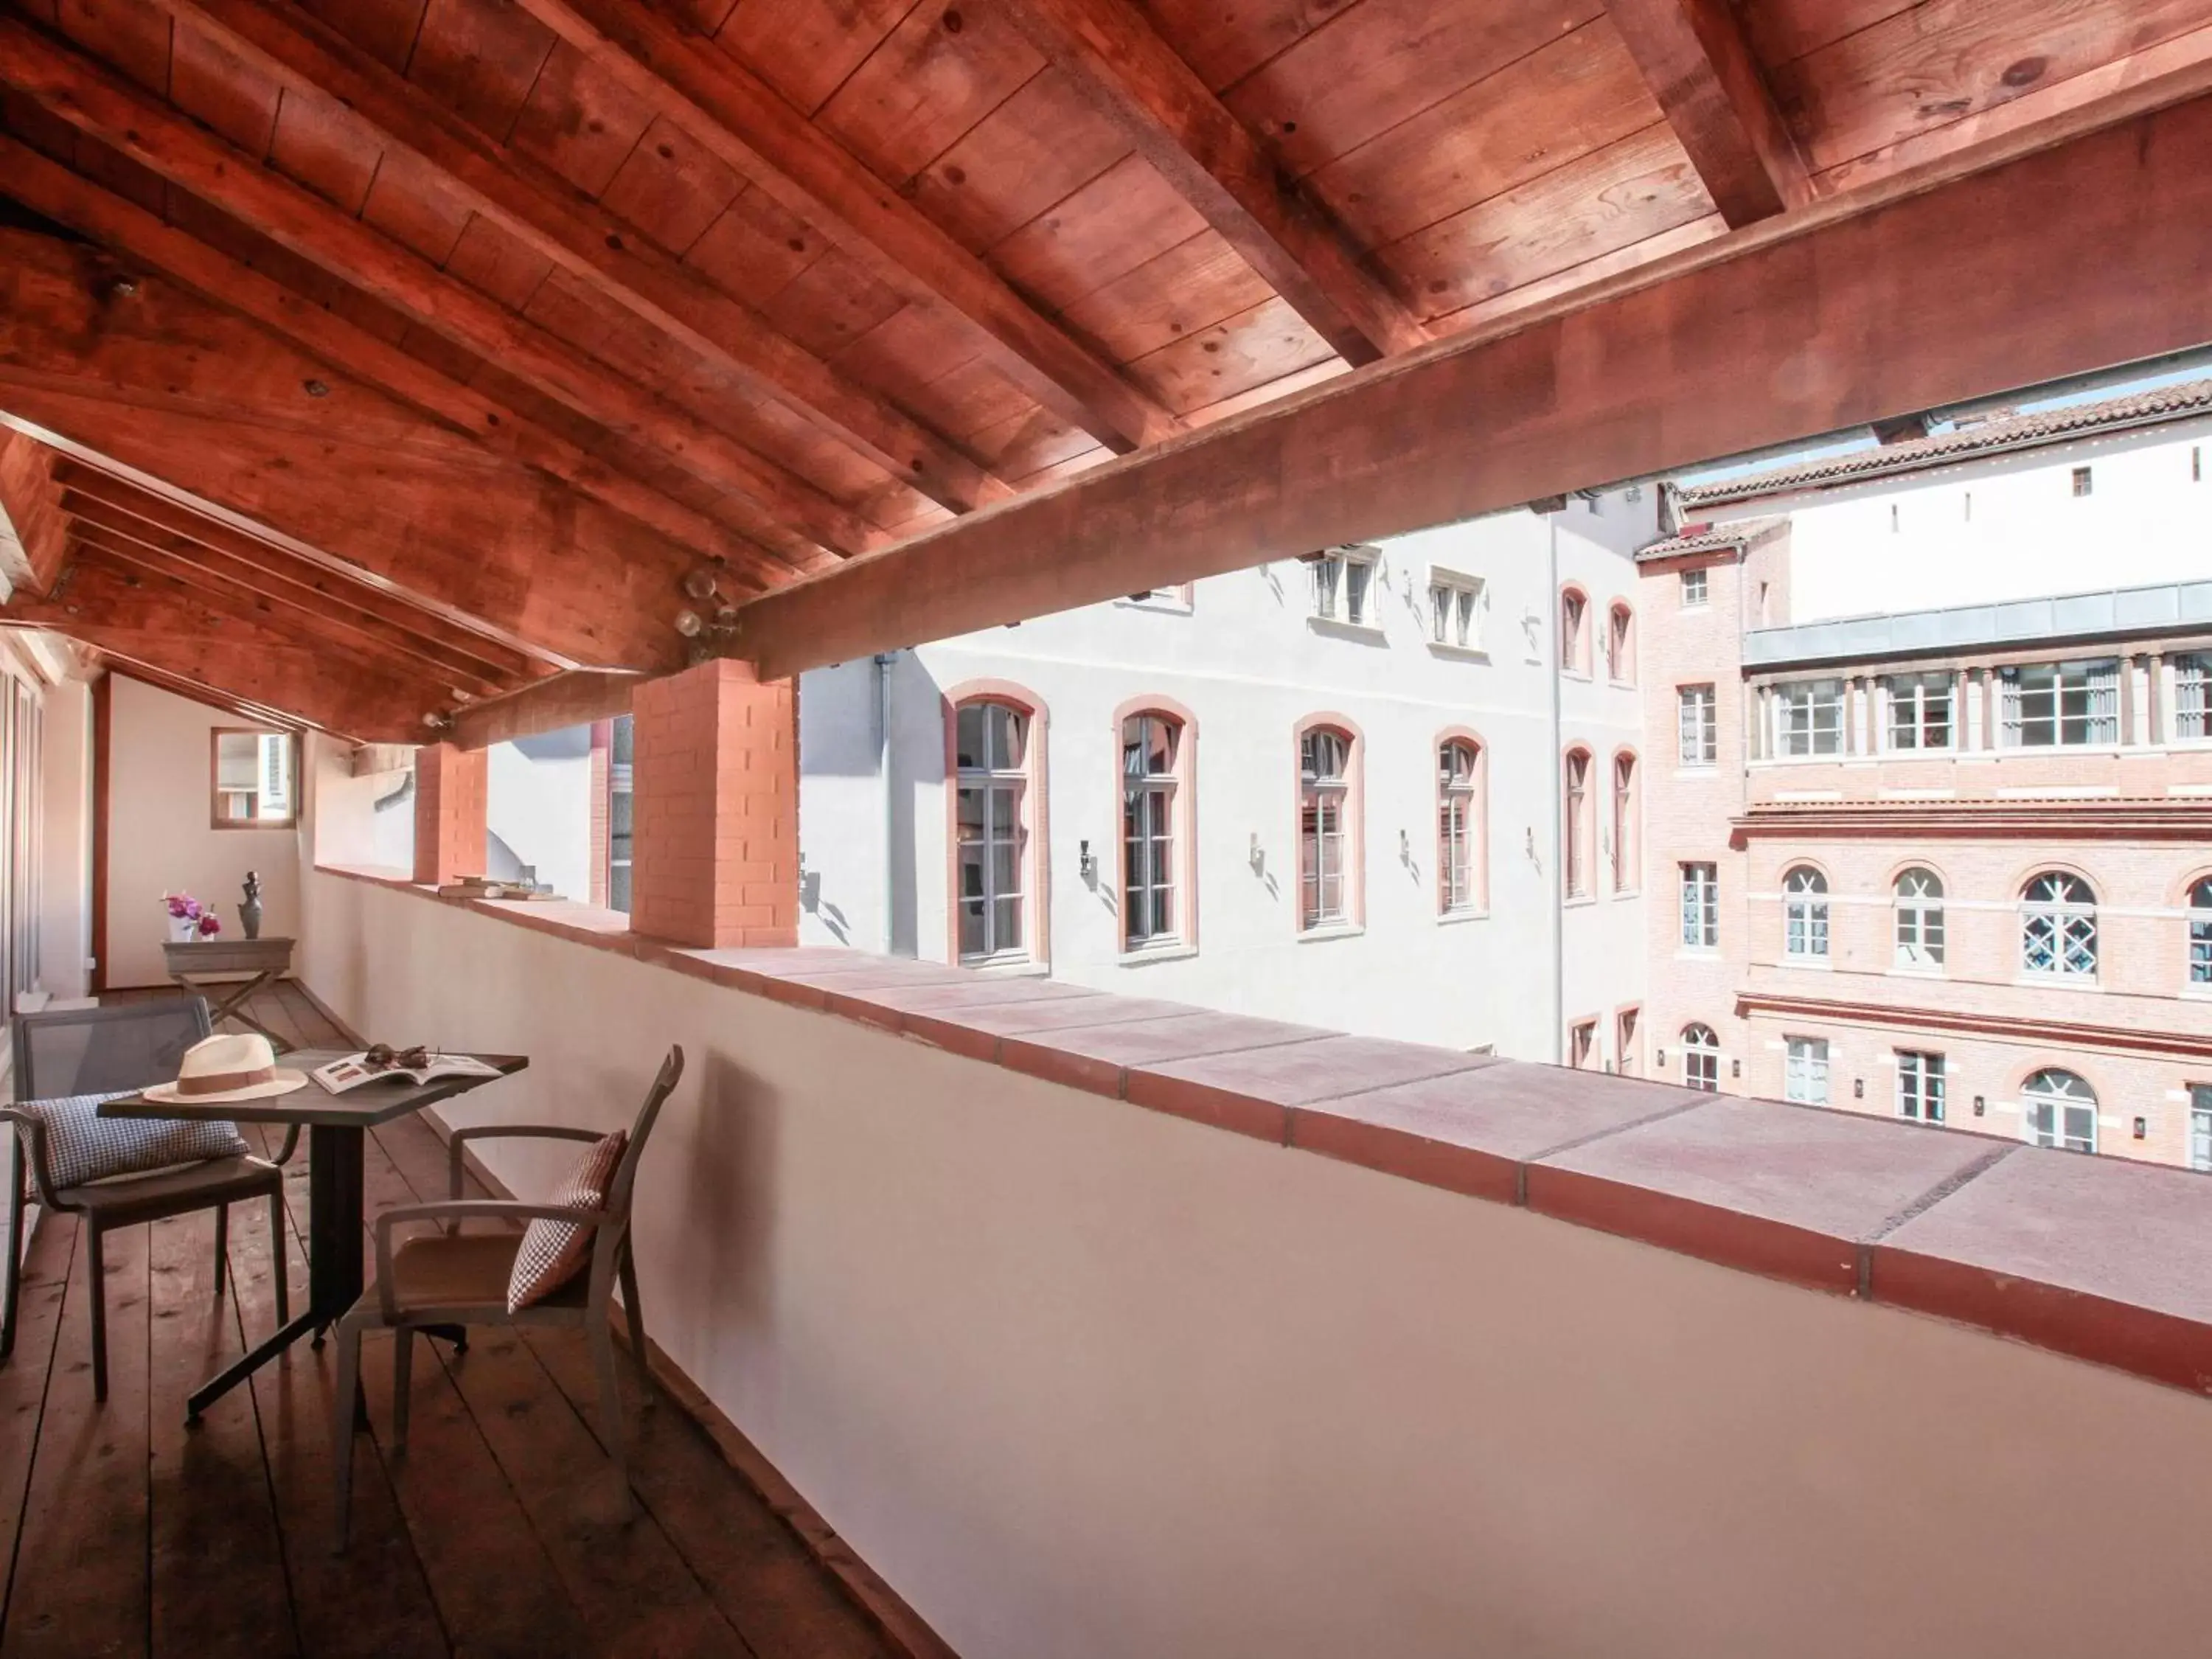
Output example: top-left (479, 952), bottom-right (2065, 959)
top-left (1, 0), bottom-right (2210, 734)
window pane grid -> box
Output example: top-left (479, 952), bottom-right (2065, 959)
top-left (956, 702), bottom-right (1031, 962)
top-left (1783, 868), bottom-right (1829, 959)
top-left (2020, 872), bottom-right (2096, 978)
top-left (1680, 863), bottom-right (1717, 949)
top-left (1301, 728), bottom-right (1351, 930)
top-left (1438, 741), bottom-right (1480, 914)
top-left (2003, 660), bottom-right (2120, 747)
top-left (1885, 673), bottom-right (1953, 751)
top-left (1677, 686), bottom-right (1717, 765)
top-left (1784, 1037), bottom-right (1829, 1105)
top-left (1898, 1051), bottom-right (1945, 1121)
top-left (1774, 679), bottom-right (1844, 756)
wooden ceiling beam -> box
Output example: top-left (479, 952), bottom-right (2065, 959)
top-left (101, 660), bottom-right (304, 733)
top-left (1604, 0), bottom-right (1812, 226)
top-left (450, 670), bottom-right (641, 752)
top-left (64, 516), bottom-right (517, 700)
top-left (997, 0), bottom-right (1425, 366)
top-left (0, 427), bottom-right (68, 595)
top-left (0, 17), bottom-right (873, 563)
top-left (159, 0), bottom-right (1006, 517)
top-left (62, 538), bottom-right (470, 695)
top-left (728, 70), bottom-right (2212, 678)
top-left (509, 0), bottom-right (1178, 454)
top-left (55, 469), bottom-right (539, 683)
top-left (0, 133), bottom-right (793, 588)
top-left (6, 568), bottom-right (434, 740)
top-left (0, 222), bottom-right (707, 669)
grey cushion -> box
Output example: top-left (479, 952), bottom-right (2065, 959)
top-left (12, 1092), bottom-right (251, 1191)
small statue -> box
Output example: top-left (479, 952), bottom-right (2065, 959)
top-left (240, 870), bottom-right (264, 941)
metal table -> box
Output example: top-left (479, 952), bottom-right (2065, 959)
top-left (102, 1048), bottom-right (527, 1421)
top-left (161, 937), bottom-right (296, 1050)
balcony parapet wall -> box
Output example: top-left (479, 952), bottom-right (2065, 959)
top-left (313, 861), bottom-right (2212, 1401)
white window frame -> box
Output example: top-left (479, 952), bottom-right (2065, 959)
top-left (1784, 1037), bottom-right (1830, 1105)
top-left (1772, 678), bottom-right (1845, 757)
top-left (1885, 672), bottom-right (1953, 751)
top-left (1893, 868), bottom-right (1945, 969)
top-left (1299, 727), bottom-right (1353, 931)
top-left (1680, 861), bottom-right (1718, 950)
top-left (1677, 685), bottom-right (1717, 765)
top-left (1783, 866), bottom-right (1829, 961)
top-left (2191, 877), bottom-right (2212, 986)
top-left (2023, 1068), bottom-right (2098, 1153)
top-left (1682, 1024), bottom-right (1720, 1093)
top-left (1897, 1051), bottom-right (1946, 1122)
top-left (1310, 548), bottom-right (1379, 627)
top-left (1680, 567), bottom-right (1708, 608)
top-left (2176, 654), bottom-right (2211, 742)
top-left (1559, 588), bottom-right (1589, 676)
top-left (1438, 739), bottom-right (1482, 916)
top-left (1563, 748), bottom-right (1592, 901)
top-left (1121, 712), bottom-right (1181, 950)
top-left (2192, 1083), bottom-right (2212, 1172)
top-left (2021, 871), bottom-right (2098, 980)
top-left (1426, 571), bottom-right (1484, 651)
top-left (953, 701), bottom-right (1031, 964)
top-left (1606, 603), bottom-right (1635, 684)
top-left (2000, 659), bottom-right (2120, 748)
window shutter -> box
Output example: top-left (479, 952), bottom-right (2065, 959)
top-left (2000, 675), bottom-right (2023, 746)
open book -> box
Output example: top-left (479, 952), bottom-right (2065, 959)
top-left (312, 1051), bottom-right (502, 1094)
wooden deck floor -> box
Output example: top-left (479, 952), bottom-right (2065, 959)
top-left (1, 984), bottom-right (905, 1658)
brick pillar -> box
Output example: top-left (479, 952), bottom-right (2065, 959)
top-left (413, 742), bottom-right (487, 886)
top-left (630, 658), bottom-right (798, 949)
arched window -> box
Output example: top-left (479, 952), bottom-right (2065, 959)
top-left (951, 696), bottom-right (1036, 963)
top-left (1121, 710), bottom-right (1185, 949)
top-left (1607, 602), bottom-right (1635, 683)
top-left (1894, 868), bottom-right (1945, 967)
top-left (2190, 877), bottom-right (2212, 984)
top-left (1562, 747), bottom-right (1593, 900)
top-left (1559, 585), bottom-right (1589, 677)
top-left (1610, 751), bottom-right (1638, 893)
top-left (1681, 1023), bottom-right (1720, 1092)
top-left (1783, 866), bottom-right (1829, 959)
top-left (2023, 1068), bottom-right (2098, 1154)
top-left (1298, 723), bottom-right (1358, 931)
top-left (1437, 737), bottom-right (1484, 915)
top-left (2022, 872), bottom-right (2097, 978)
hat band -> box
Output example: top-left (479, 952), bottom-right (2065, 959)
top-left (178, 1064), bottom-right (276, 1096)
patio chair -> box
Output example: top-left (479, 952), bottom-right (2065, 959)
top-left (331, 1046), bottom-right (683, 1548)
top-left (0, 998), bottom-right (296, 1399)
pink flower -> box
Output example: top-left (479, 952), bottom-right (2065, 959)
top-left (164, 893), bottom-right (193, 918)
top-left (196, 913), bottom-right (220, 937)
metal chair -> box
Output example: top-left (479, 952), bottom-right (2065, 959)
top-left (0, 998), bottom-right (296, 1399)
top-left (331, 1046), bottom-right (684, 1548)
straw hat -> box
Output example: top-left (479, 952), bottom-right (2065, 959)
top-left (142, 1032), bottom-right (308, 1104)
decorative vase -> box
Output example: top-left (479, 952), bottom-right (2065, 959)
top-left (240, 897), bottom-right (262, 940)
top-left (167, 916), bottom-right (196, 944)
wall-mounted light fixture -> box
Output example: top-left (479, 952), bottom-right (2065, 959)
top-left (2134, 1116), bottom-right (2148, 1140)
top-left (1852, 1078), bottom-right (1864, 1099)
top-left (1731, 1058), bottom-right (1742, 1079)
top-left (1973, 1095), bottom-right (1986, 1117)
top-left (1248, 833), bottom-right (1264, 875)
top-left (1079, 840), bottom-right (1096, 881)
top-left (1654, 1048), bottom-right (1666, 1068)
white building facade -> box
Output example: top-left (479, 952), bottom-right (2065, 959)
top-left (796, 491), bottom-right (1655, 1063)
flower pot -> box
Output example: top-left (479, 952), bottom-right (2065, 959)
top-left (167, 916), bottom-right (197, 944)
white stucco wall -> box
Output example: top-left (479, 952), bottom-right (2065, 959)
top-left (297, 866), bottom-right (2212, 1659)
top-left (1705, 416), bottom-right (2212, 625)
top-left (799, 494), bottom-right (1652, 1064)
top-left (485, 726), bottom-right (594, 900)
top-left (103, 674), bottom-right (299, 987)
top-left (35, 674), bottom-right (91, 999)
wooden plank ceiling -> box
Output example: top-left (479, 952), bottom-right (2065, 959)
top-left (0, 0), bottom-right (2208, 734)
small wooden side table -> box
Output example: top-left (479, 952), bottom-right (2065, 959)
top-left (161, 936), bottom-right (295, 1050)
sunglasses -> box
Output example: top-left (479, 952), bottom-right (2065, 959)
top-left (363, 1043), bottom-right (430, 1071)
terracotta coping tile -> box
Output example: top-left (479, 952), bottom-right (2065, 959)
top-left (1871, 1148), bottom-right (2212, 1393)
top-left (316, 863), bottom-right (2212, 1399)
top-left (1528, 1099), bottom-right (2006, 1294)
top-left (1129, 1035), bottom-right (1492, 1145)
top-left (1287, 1061), bottom-right (1696, 1205)
top-left (1001, 1012), bottom-right (1328, 1105)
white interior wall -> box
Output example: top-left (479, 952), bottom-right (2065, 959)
top-left (299, 866), bottom-right (2212, 1659)
top-left (104, 675), bottom-right (299, 987)
top-left (36, 675), bottom-right (91, 999)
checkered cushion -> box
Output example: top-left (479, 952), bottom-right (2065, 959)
top-left (12, 1092), bottom-right (252, 1191)
top-left (506, 1130), bottom-right (627, 1313)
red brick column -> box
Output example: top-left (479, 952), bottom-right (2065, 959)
top-left (630, 658), bottom-right (798, 949)
top-left (412, 742), bottom-right (487, 886)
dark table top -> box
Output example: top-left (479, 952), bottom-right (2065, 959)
top-left (99, 1048), bottom-right (528, 1127)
